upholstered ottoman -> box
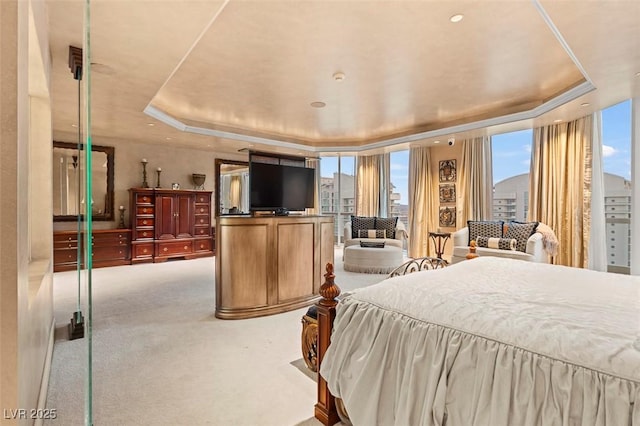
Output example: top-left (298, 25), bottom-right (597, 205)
top-left (343, 245), bottom-right (403, 274)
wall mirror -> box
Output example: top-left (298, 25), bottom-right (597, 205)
top-left (215, 159), bottom-right (249, 216)
top-left (53, 141), bottom-right (115, 221)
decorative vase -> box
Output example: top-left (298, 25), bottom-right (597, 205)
top-left (192, 173), bottom-right (206, 190)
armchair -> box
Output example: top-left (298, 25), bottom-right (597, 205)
top-left (343, 219), bottom-right (406, 250)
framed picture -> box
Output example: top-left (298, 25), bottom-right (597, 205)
top-left (439, 159), bottom-right (457, 182)
top-left (439, 184), bottom-right (456, 203)
top-left (439, 206), bottom-right (456, 227)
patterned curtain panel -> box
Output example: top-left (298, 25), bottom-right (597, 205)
top-left (529, 114), bottom-right (593, 268)
top-left (457, 136), bottom-right (493, 228)
top-left (356, 154), bottom-right (390, 217)
top-left (408, 146), bottom-right (436, 257)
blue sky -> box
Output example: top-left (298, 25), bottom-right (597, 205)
top-left (323, 99), bottom-right (632, 205)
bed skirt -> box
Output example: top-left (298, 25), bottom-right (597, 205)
top-left (321, 298), bottom-right (640, 426)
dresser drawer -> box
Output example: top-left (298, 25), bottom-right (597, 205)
top-left (194, 205), bottom-right (209, 215)
top-left (194, 226), bottom-right (210, 237)
top-left (92, 246), bottom-right (128, 261)
top-left (54, 249), bottom-right (78, 265)
top-left (195, 193), bottom-right (210, 204)
top-left (54, 240), bottom-right (79, 250)
top-left (136, 193), bottom-right (154, 204)
top-left (194, 216), bottom-right (210, 226)
top-left (133, 229), bottom-right (154, 240)
top-left (137, 205), bottom-right (155, 215)
top-left (132, 243), bottom-right (154, 259)
top-left (156, 240), bottom-right (193, 257)
top-left (194, 238), bottom-right (212, 252)
top-left (54, 233), bottom-right (79, 243)
top-left (136, 217), bottom-right (154, 227)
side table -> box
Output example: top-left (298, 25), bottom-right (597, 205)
top-left (428, 231), bottom-right (451, 260)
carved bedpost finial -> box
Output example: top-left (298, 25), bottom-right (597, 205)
top-left (319, 262), bottom-right (341, 306)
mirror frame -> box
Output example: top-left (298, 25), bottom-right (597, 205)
top-left (53, 140), bottom-right (115, 222)
top-left (214, 158), bottom-right (249, 217)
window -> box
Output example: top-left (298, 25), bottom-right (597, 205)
top-left (602, 99), bottom-right (632, 274)
top-left (320, 155), bottom-right (356, 244)
top-left (491, 129), bottom-right (532, 221)
top-left (389, 150), bottom-right (409, 231)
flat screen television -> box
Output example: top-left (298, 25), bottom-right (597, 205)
top-left (249, 162), bottom-right (315, 212)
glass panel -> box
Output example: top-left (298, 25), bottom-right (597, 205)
top-left (390, 150), bottom-right (409, 230)
top-left (491, 129), bottom-right (533, 222)
top-left (320, 156), bottom-right (339, 243)
top-left (602, 99), bottom-right (632, 275)
top-left (338, 156), bottom-right (356, 244)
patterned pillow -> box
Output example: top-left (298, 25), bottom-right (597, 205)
top-left (504, 221), bottom-right (539, 252)
top-left (351, 216), bottom-right (375, 238)
top-left (358, 229), bottom-right (386, 238)
top-left (375, 217), bottom-right (398, 239)
top-left (467, 220), bottom-right (504, 246)
top-left (476, 236), bottom-right (517, 251)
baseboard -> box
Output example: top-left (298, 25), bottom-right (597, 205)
top-left (34, 318), bottom-right (55, 426)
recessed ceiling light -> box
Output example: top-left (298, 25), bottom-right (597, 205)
top-left (165, 137), bottom-right (172, 140)
top-left (580, 102), bottom-right (590, 107)
top-left (553, 119), bottom-right (563, 123)
top-left (450, 14), bottom-right (464, 23)
top-left (434, 140), bottom-right (441, 144)
top-left (310, 101), bottom-right (326, 108)
top-left (333, 72), bottom-right (345, 82)
top-left (147, 123), bottom-right (155, 127)
top-left (71, 124), bottom-right (78, 128)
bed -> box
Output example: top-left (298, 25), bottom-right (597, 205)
top-left (315, 257), bottom-right (640, 426)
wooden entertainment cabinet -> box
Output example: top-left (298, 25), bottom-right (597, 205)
top-left (129, 188), bottom-right (213, 263)
top-left (215, 215), bottom-right (334, 319)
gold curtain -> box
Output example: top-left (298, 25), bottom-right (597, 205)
top-left (529, 115), bottom-right (593, 267)
top-left (457, 136), bottom-right (493, 227)
top-left (408, 146), bottom-right (436, 257)
top-left (229, 175), bottom-right (241, 208)
top-left (305, 158), bottom-right (320, 215)
top-left (356, 154), bottom-right (382, 216)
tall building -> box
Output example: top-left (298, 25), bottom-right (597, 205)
top-left (493, 173), bottom-right (632, 274)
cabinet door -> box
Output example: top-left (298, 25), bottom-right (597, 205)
top-left (155, 194), bottom-right (177, 239)
top-left (175, 194), bottom-right (194, 238)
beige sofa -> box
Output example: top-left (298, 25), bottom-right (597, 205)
top-left (450, 226), bottom-right (547, 264)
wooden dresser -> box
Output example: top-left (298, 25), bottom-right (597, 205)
top-left (53, 229), bottom-right (131, 272)
top-left (129, 188), bottom-right (213, 263)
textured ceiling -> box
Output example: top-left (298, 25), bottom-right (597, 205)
top-left (48, 0), bottom-right (640, 156)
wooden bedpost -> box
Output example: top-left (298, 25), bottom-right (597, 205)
top-left (314, 262), bottom-right (341, 426)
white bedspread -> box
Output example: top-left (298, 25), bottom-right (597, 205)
top-left (320, 257), bottom-right (640, 426)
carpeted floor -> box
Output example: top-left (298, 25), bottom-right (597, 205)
top-left (45, 247), bottom-right (391, 426)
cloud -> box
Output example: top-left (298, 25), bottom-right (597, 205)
top-left (602, 145), bottom-right (617, 157)
top-left (390, 163), bottom-right (408, 171)
top-left (524, 144), bottom-right (531, 153)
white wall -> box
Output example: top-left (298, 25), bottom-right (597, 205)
top-left (1, 0), bottom-right (55, 423)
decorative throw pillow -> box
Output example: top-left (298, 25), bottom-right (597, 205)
top-left (504, 221), bottom-right (539, 252)
top-left (358, 229), bottom-right (386, 238)
top-left (360, 241), bottom-right (385, 248)
top-left (476, 236), bottom-right (517, 251)
top-left (467, 220), bottom-right (504, 246)
top-left (375, 217), bottom-right (398, 239)
top-left (351, 216), bottom-right (375, 238)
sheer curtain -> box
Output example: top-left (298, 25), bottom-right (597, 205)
top-left (457, 136), bottom-right (493, 227)
top-left (356, 153), bottom-right (390, 217)
top-left (529, 115), bottom-right (593, 267)
top-left (305, 158), bottom-right (320, 215)
top-left (588, 112), bottom-right (607, 271)
top-left (408, 146), bottom-right (436, 257)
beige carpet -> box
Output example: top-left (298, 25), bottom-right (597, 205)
top-left (45, 247), bottom-right (391, 426)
